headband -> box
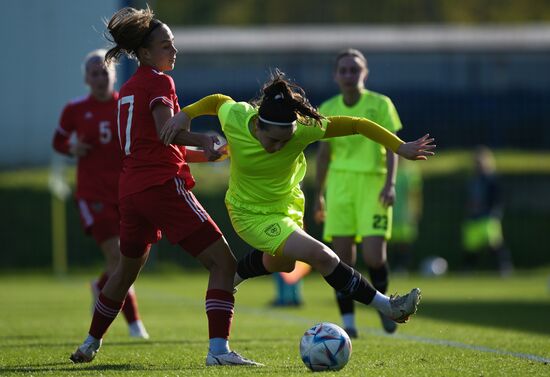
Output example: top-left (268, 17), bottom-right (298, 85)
top-left (258, 116), bottom-right (296, 127)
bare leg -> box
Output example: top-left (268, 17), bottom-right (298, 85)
top-left (195, 237), bottom-right (236, 292)
top-left (102, 251), bottom-right (149, 302)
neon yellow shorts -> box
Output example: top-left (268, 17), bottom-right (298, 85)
top-left (462, 217), bottom-right (503, 252)
top-left (324, 171), bottom-right (392, 242)
top-left (225, 190), bottom-right (304, 256)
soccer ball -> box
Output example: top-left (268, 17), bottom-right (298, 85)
top-left (300, 322), bottom-right (352, 372)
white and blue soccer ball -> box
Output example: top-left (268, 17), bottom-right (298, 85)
top-left (300, 322), bottom-right (352, 372)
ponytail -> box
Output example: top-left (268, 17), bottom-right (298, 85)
top-left (256, 69), bottom-right (323, 127)
top-left (103, 6), bottom-right (161, 64)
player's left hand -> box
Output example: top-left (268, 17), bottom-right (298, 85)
top-left (397, 134), bottom-right (436, 160)
top-left (160, 111), bottom-right (191, 145)
top-left (379, 184), bottom-right (396, 208)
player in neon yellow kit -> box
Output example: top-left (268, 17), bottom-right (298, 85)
top-left (314, 49), bottom-right (404, 336)
top-left (161, 70), bottom-right (435, 327)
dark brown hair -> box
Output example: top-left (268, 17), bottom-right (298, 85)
top-left (254, 69), bottom-right (323, 128)
top-left (104, 6), bottom-right (162, 64)
top-left (334, 48), bottom-right (368, 70)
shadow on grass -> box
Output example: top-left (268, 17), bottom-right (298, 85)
top-left (0, 363), bottom-right (159, 374)
top-left (0, 362), bottom-right (304, 374)
top-left (0, 337), bottom-right (275, 349)
top-left (418, 299), bottom-right (550, 335)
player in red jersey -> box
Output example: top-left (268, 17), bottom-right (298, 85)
top-left (53, 49), bottom-right (149, 339)
top-left (69, 7), bottom-right (261, 367)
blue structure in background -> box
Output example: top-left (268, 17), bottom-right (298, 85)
top-left (167, 26), bottom-right (550, 150)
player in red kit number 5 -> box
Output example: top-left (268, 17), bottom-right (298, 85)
top-left (69, 7), bottom-right (261, 366)
top-left (52, 49), bottom-right (149, 339)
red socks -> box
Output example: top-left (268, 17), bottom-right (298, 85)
top-left (205, 289), bottom-right (234, 339)
top-left (96, 273), bottom-right (140, 324)
top-left (89, 293), bottom-right (123, 339)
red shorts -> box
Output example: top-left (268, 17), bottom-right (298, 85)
top-left (119, 177), bottom-right (222, 258)
top-left (77, 199), bottom-right (120, 244)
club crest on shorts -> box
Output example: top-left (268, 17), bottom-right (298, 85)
top-left (264, 223), bottom-right (281, 237)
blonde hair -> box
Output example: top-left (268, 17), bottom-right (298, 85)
top-left (81, 49), bottom-right (113, 74)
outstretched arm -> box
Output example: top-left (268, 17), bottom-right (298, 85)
top-left (324, 116), bottom-right (435, 160)
top-left (160, 94), bottom-right (233, 145)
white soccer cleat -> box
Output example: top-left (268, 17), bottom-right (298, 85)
top-left (69, 338), bottom-right (102, 363)
top-left (377, 310), bottom-right (398, 333)
top-left (388, 288), bottom-right (421, 323)
top-left (128, 320), bottom-right (150, 339)
top-left (206, 351), bottom-right (264, 366)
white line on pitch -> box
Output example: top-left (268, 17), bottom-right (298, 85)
top-left (142, 289), bottom-right (550, 365)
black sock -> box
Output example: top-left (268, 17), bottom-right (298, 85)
top-left (324, 261), bottom-right (377, 305)
top-left (368, 263), bottom-right (389, 294)
top-left (236, 249), bottom-right (271, 280)
top-left (335, 292), bottom-right (355, 315)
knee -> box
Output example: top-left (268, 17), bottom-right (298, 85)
top-left (215, 253), bottom-right (237, 273)
top-left (308, 247), bottom-right (339, 270)
top-left (201, 247), bottom-right (237, 274)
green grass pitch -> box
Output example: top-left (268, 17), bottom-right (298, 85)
top-left (0, 270), bottom-right (549, 376)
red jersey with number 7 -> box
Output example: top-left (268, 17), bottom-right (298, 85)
top-left (117, 65), bottom-right (194, 199)
top-left (53, 93), bottom-right (122, 204)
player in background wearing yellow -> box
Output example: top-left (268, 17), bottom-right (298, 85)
top-left (161, 70), bottom-right (435, 334)
top-left (462, 146), bottom-right (513, 276)
top-left (53, 49), bottom-right (149, 339)
top-left (314, 49), bottom-right (403, 336)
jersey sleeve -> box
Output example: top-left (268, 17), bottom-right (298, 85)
top-left (53, 104), bottom-right (75, 155)
top-left (317, 100), bottom-right (332, 144)
top-left (183, 94), bottom-right (234, 119)
top-left (297, 119), bottom-right (327, 146)
top-left (148, 74), bottom-right (177, 110)
top-left (323, 116), bottom-right (403, 152)
top-left (381, 98), bottom-right (403, 133)
top-left (218, 100), bottom-right (238, 133)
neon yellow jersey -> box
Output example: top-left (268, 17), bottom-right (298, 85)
top-left (218, 101), bottom-right (326, 211)
top-left (319, 89), bottom-right (402, 174)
